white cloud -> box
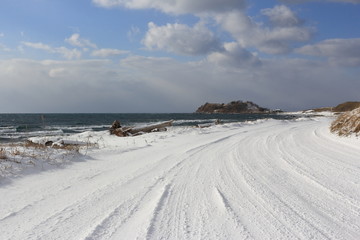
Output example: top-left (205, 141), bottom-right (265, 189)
top-left (215, 6), bottom-right (312, 54)
top-left (65, 33), bottom-right (97, 49)
top-left (127, 26), bottom-right (141, 42)
top-left (93, 1), bottom-right (313, 55)
top-left (91, 48), bottom-right (129, 57)
top-left (22, 42), bottom-right (52, 51)
top-left (261, 5), bottom-right (301, 27)
top-left (22, 41), bottom-right (82, 59)
top-left (0, 43), bottom-right (11, 52)
top-left (0, 33), bottom-right (4, 37)
top-left (22, 35), bottom-right (123, 60)
top-left (296, 38), bottom-right (360, 66)
top-left (207, 42), bottom-right (261, 68)
top-left (143, 22), bottom-right (222, 56)
top-left (56, 47), bottom-right (82, 60)
top-left (92, 0), bottom-right (246, 14)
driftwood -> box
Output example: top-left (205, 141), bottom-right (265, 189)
top-left (128, 120), bottom-right (174, 135)
top-left (110, 120), bottom-right (174, 137)
top-left (111, 128), bottom-right (128, 137)
top-left (110, 120), bottom-right (122, 135)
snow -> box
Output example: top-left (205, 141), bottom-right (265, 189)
top-left (1, 117), bottom-right (360, 239)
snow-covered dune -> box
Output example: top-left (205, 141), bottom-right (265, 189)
top-left (1, 117), bottom-right (360, 239)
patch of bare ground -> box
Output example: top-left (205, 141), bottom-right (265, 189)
top-left (330, 107), bottom-right (360, 136)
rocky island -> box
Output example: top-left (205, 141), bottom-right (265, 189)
top-left (195, 100), bottom-right (270, 114)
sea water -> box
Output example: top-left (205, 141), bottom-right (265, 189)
top-left (0, 113), bottom-right (297, 143)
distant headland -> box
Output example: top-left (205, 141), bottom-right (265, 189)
top-left (196, 100), bottom-right (360, 114)
top-left (195, 100), bottom-right (275, 114)
top-left (307, 101), bottom-right (360, 113)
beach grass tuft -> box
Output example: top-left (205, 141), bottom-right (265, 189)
top-left (0, 148), bottom-right (8, 160)
top-left (331, 107), bottom-right (360, 136)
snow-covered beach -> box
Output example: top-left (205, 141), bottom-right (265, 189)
top-left (1, 116), bottom-right (360, 239)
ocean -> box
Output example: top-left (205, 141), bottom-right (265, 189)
top-left (0, 113), bottom-right (297, 143)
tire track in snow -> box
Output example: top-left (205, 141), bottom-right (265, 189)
top-left (84, 140), bottom-right (212, 239)
top-left (219, 150), bottom-right (302, 239)
top-left (229, 120), bottom-right (360, 239)
top-left (146, 184), bottom-right (172, 240)
top-left (85, 177), bottom-right (169, 240)
top-left (213, 187), bottom-right (253, 238)
top-left (274, 122), bottom-right (360, 226)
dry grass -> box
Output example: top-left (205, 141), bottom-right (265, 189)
top-left (55, 144), bottom-right (80, 151)
top-left (0, 148), bottom-right (7, 160)
top-left (333, 102), bottom-right (360, 112)
top-left (24, 140), bottom-right (47, 149)
top-left (309, 101), bottom-right (360, 113)
top-left (23, 140), bottom-right (91, 152)
top-left (331, 107), bottom-right (360, 136)
top-left (1, 137), bottom-right (99, 178)
top-left (0, 140), bottom-right (88, 167)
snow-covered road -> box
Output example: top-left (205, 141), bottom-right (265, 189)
top-left (1, 118), bottom-right (360, 239)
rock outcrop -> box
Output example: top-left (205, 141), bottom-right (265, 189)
top-left (195, 101), bottom-right (269, 114)
top-left (330, 107), bottom-right (360, 136)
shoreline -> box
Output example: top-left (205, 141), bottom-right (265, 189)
top-left (0, 113), bottom-right (345, 181)
top-left (0, 112), bottom-right (300, 144)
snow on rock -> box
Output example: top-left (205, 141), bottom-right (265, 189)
top-left (331, 107), bottom-right (360, 136)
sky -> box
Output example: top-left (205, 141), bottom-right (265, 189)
top-left (0, 0), bottom-right (359, 113)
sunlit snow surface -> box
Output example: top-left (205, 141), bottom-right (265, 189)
top-left (0, 117), bottom-right (359, 239)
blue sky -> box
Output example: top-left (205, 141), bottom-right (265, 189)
top-left (0, 0), bottom-right (359, 113)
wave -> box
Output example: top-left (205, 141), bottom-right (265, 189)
top-left (174, 119), bottom-right (217, 125)
top-left (0, 126), bottom-right (17, 134)
top-left (16, 125), bottom-right (44, 132)
top-left (45, 124), bottom-right (110, 132)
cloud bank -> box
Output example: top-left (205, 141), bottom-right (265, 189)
top-left (1, 54), bottom-right (358, 113)
top-left (296, 38), bottom-right (360, 66)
